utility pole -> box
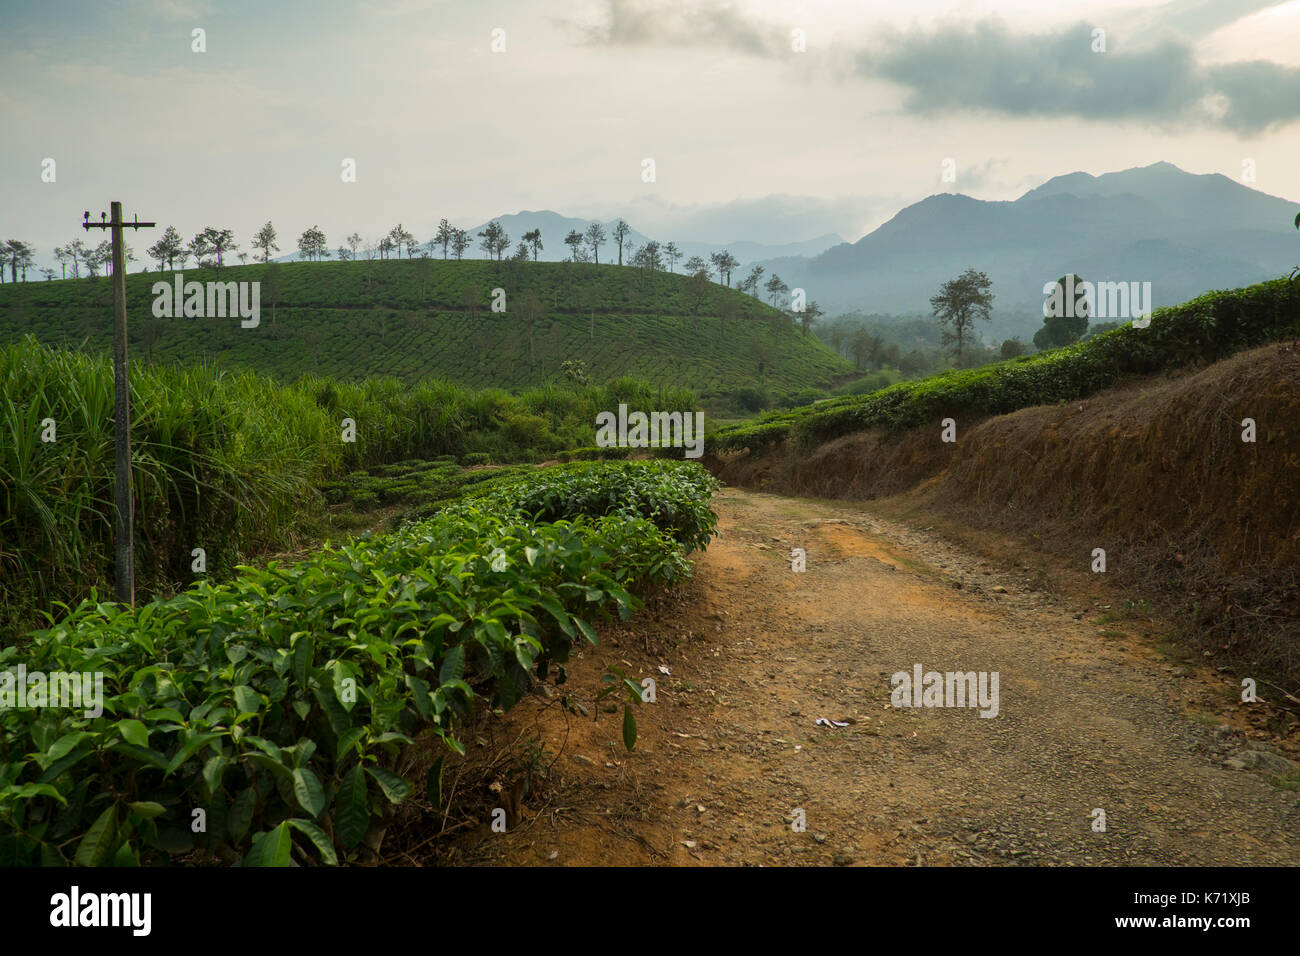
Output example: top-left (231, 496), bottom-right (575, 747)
top-left (83, 203), bottom-right (155, 606)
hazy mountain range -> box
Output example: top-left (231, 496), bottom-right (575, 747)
top-left (760, 162), bottom-right (1299, 316)
top-left (268, 163), bottom-right (1297, 322)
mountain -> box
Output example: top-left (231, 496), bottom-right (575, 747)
top-left (757, 162), bottom-right (1299, 317)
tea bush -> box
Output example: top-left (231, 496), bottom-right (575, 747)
top-left (0, 460), bottom-right (719, 867)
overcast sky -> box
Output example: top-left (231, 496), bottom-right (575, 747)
top-left (3, 0), bottom-right (1299, 263)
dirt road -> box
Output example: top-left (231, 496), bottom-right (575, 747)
top-left (444, 488), bottom-right (1300, 866)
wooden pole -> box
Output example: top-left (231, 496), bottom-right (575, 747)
top-left (83, 204), bottom-right (153, 607)
top-left (110, 202), bottom-right (133, 606)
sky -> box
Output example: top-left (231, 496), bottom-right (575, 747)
top-left (2, 0), bottom-right (1299, 268)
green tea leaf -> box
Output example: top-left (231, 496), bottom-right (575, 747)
top-left (335, 764), bottom-right (368, 851)
top-left (365, 766), bottom-right (410, 804)
top-left (292, 767), bottom-right (326, 818)
top-left (287, 818), bottom-right (338, 866)
top-left (74, 805), bottom-right (118, 867)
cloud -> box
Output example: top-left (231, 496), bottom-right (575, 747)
top-left (569, 0), bottom-right (785, 57)
top-left (571, 2), bottom-right (1300, 134)
top-left (858, 18), bottom-right (1300, 133)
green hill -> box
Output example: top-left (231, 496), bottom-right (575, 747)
top-left (0, 259), bottom-right (851, 396)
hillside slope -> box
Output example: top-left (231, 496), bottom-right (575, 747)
top-left (709, 340), bottom-right (1300, 685)
top-left (0, 259), bottom-right (852, 396)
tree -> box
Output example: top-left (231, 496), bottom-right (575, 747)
top-left (450, 229), bottom-right (471, 260)
top-left (40, 267), bottom-right (57, 281)
top-left (476, 221), bottom-right (509, 261)
top-left (0, 244), bottom-right (7, 283)
top-left (60, 239), bottom-right (84, 278)
top-left (252, 221), bottom-right (279, 262)
top-left (584, 221), bottom-right (606, 264)
top-left (744, 264), bottom-right (765, 298)
top-left (54, 245), bottom-right (71, 279)
top-left (4, 241), bottom-right (35, 282)
top-left (87, 240), bottom-right (112, 278)
top-left (146, 235), bottom-right (168, 272)
top-left (347, 233), bottom-right (363, 260)
top-left (523, 228), bottom-right (543, 261)
top-left (196, 227), bottom-right (236, 270)
top-left (405, 235), bottom-right (421, 259)
top-left (388, 223), bottom-right (414, 259)
top-left (799, 299), bottom-right (823, 336)
top-left (378, 237), bottom-right (394, 260)
top-left (148, 225), bottom-right (184, 271)
top-left (1033, 274), bottom-right (1089, 350)
top-left (563, 229), bottom-right (584, 262)
top-left (764, 273), bottom-right (789, 307)
top-left (336, 245), bottom-right (351, 261)
top-left (237, 252), bottom-right (249, 265)
top-left (683, 255), bottom-right (707, 278)
top-left (710, 250), bottom-right (739, 286)
top-left (1000, 338), bottom-right (1026, 359)
top-left (632, 240), bottom-right (662, 272)
top-left (189, 231), bottom-right (213, 269)
top-left (930, 267), bottom-right (994, 365)
top-left (297, 226), bottom-right (327, 262)
top-left (512, 240), bottom-right (530, 262)
top-left (663, 241), bottom-right (681, 273)
top-left (612, 219), bottom-right (631, 265)
top-left (849, 330), bottom-right (879, 370)
top-left (433, 220), bottom-right (453, 259)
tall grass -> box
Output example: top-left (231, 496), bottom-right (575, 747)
top-left (0, 335), bottom-right (700, 625)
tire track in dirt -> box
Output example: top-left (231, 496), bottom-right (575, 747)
top-left (450, 487), bottom-right (1300, 866)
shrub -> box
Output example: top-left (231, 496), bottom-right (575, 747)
top-left (0, 461), bottom-right (719, 867)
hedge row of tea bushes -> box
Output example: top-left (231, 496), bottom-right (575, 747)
top-left (711, 279), bottom-right (1300, 454)
top-left (0, 259), bottom-right (852, 393)
top-left (0, 460), bottom-right (720, 867)
top-left (0, 335), bottom-right (698, 623)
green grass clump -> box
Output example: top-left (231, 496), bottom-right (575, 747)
top-left (711, 278), bottom-right (1300, 454)
top-left (0, 460), bottom-right (719, 867)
